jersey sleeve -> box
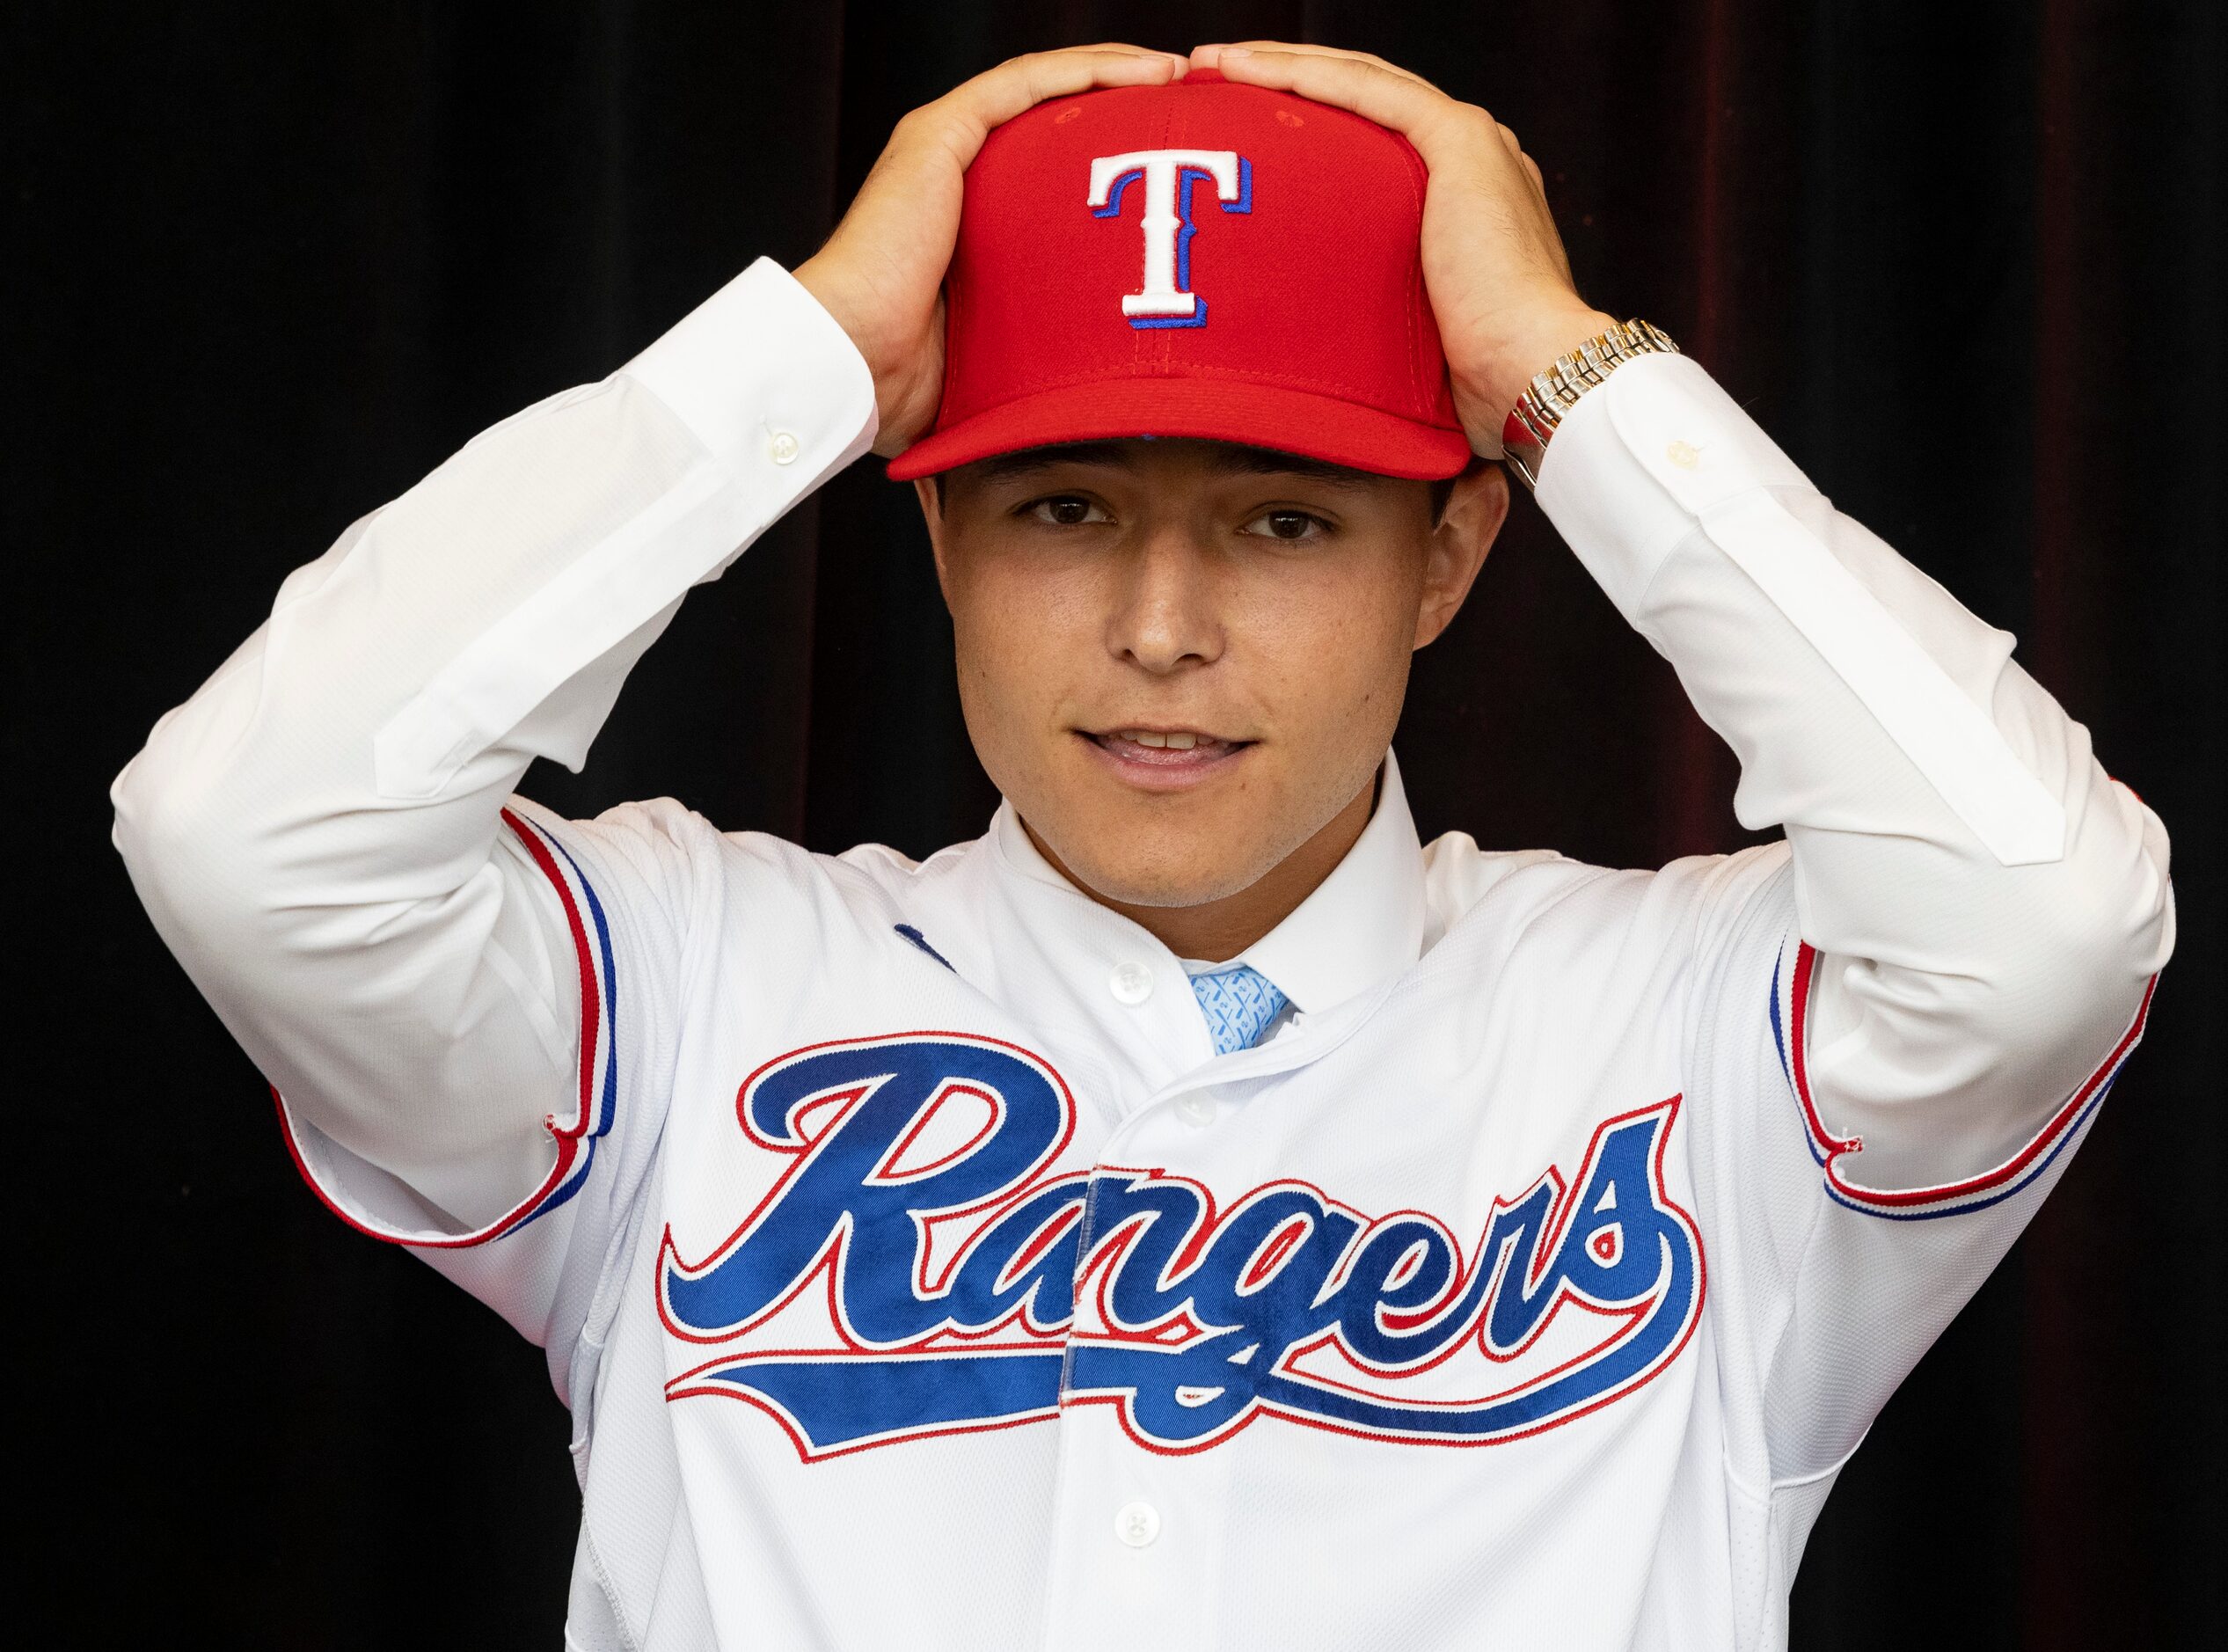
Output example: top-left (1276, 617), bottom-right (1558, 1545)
top-left (1531, 355), bottom-right (2174, 1490)
top-left (264, 797), bottom-right (711, 1400)
top-left (1673, 849), bottom-right (2151, 1496)
top-left (110, 259), bottom-right (876, 1401)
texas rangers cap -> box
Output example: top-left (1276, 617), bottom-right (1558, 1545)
top-left (884, 66), bottom-right (1474, 482)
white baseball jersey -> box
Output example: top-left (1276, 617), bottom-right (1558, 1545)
top-left (113, 258), bottom-right (2173, 1650)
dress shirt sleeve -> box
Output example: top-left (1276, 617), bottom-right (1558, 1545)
top-left (1531, 354), bottom-right (2173, 1484)
top-left (111, 259), bottom-right (876, 1365)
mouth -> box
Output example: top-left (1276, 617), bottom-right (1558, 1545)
top-left (1079, 726), bottom-right (1255, 790)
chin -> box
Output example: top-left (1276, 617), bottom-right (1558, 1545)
top-left (1037, 813), bottom-right (1293, 910)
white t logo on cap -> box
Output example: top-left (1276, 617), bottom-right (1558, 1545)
top-left (1088, 150), bottom-right (1253, 328)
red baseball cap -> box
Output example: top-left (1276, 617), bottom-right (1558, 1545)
top-left (884, 66), bottom-right (1472, 482)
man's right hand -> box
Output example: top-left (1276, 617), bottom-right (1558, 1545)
top-left (795, 46), bottom-right (1188, 458)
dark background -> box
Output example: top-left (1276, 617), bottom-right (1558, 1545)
top-left (10, 1), bottom-right (2222, 1644)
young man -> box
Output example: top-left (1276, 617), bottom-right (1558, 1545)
top-left (113, 40), bottom-right (2172, 1652)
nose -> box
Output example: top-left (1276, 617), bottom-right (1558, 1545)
top-left (1104, 524), bottom-right (1224, 676)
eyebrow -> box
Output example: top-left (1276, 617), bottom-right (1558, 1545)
top-left (963, 439), bottom-right (1379, 490)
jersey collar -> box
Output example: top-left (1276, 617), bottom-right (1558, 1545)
top-left (990, 747), bottom-right (1428, 1019)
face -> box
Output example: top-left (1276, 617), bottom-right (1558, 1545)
top-left (917, 438), bottom-right (1506, 927)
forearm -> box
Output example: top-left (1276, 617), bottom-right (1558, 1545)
top-left (1536, 353), bottom-right (2173, 1188)
top-left (111, 257), bottom-right (876, 1222)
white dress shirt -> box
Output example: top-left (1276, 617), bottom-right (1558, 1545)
top-left (113, 257), bottom-right (2173, 1650)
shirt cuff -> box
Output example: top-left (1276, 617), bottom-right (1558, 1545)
top-left (1532, 351), bottom-right (2064, 868)
top-left (1530, 352), bottom-right (1815, 622)
top-left (623, 255), bottom-right (880, 488)
top-left (369, 259), bottom-right (880, 803)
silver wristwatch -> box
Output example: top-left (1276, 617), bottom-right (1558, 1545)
top-left (1499, 318), bottom-right (1681, 490)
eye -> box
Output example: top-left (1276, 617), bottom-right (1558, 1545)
top-left (1238, 508), bottom-right (1332, 543)
top-left (1022, 493), bottom-right (1113, 528)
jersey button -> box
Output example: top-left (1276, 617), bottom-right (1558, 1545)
top-left (1176, 1094), bottom-right (1216, 1127)
top-left (1108, 961), bottom-right (1154, 1005)
top-left (1114, 1500), bottom-right (1161, 1548)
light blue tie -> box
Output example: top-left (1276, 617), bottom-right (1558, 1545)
top-left (1189, 963), bottom-right (1290, 1056)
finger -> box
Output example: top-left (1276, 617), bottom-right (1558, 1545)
top-left (858, 46), bottom-right (1185, 232)
top-left (865, 47), bottom-right (1183, 194)
top-left (1206, 47), bottom-right (1459, 144)
top-left (945, 46), bottom-right (1186, 137)
top-left (1194, 40), bottom-right (1439, 93)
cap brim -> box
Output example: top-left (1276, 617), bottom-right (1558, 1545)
top-left (884, 376), bottom-right (1474, 482)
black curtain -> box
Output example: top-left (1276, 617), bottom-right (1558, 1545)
top-left (11, 3), bottom-right (2221, 1644)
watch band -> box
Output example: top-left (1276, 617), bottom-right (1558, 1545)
top-left (1500, 318), bottom-right (1680, 490)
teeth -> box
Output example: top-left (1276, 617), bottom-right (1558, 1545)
top-left (1118, 729), bottom-right (1202, 750)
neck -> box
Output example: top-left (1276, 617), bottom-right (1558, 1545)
top-left (1025, 773), bottom-right (1377, 963)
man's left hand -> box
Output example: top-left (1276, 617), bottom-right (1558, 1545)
top-left (1192, 42), bottom-right (1613, 457)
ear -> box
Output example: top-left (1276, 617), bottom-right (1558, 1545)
top-left (912, 476), bottom-right (953, 603)
top-left (1413, 462), bottom-right (1509, 650)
